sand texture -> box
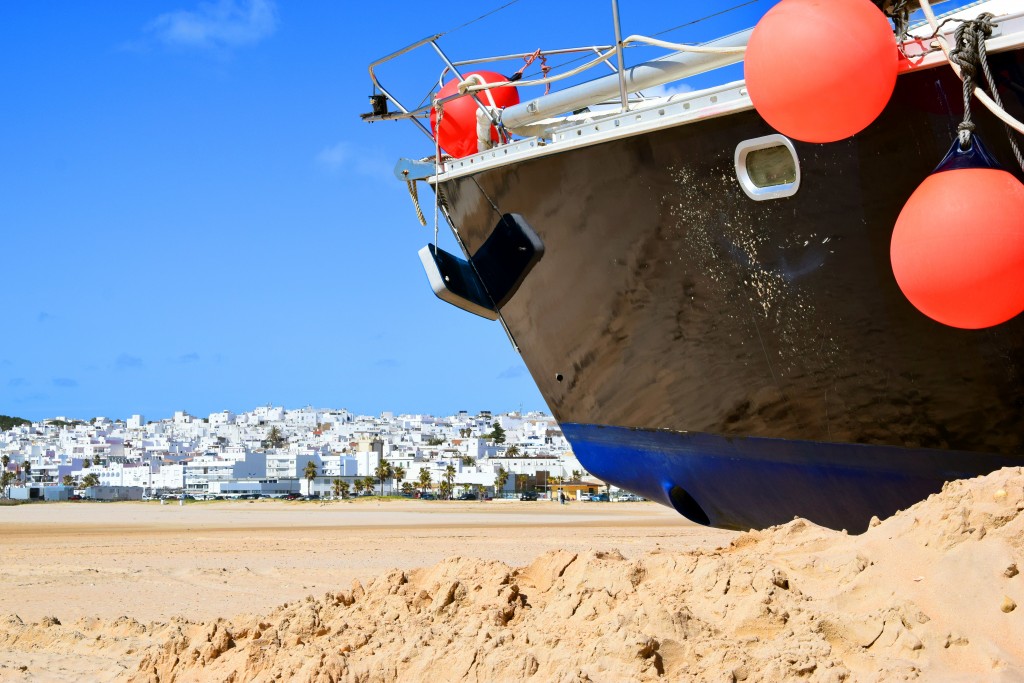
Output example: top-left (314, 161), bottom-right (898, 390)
top-left (2, 469), bottom-right (1023, 682)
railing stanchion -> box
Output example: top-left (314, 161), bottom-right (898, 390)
top-left (611, 0), bottom-right (629, 114)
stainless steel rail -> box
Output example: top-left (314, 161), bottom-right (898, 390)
top-left (500, 28), bottom-right (752, 130)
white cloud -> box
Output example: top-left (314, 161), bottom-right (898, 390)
top-left (146, 0), bottom-right (277, 50)
top-left (316, 142), bottom-right (350, 171)
top-left (316, 142), bottom-right (393, 181)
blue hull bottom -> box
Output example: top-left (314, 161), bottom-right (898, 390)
top-left (562, 423), bottom-right (1020, 532)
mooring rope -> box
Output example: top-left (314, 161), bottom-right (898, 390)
top-left (406, 180), bottom-right (427, 227)
top-left (950, 14), bottom-right (1024, 170)
top-left (918, 0), bottom-right (1024, 140)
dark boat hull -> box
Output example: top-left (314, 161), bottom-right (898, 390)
top-left (440, 50), bottom-right (1024, 531)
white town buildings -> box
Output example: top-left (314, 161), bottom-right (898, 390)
top-left (0, 406), bottom-right (593, 500)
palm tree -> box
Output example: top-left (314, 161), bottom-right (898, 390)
top-left (263, 426), bottom-right (286, 449)
top-left (444, 464), bottom-right (456, 499)
top-left (505, 445), bottom-right (520, 458)
top-left (1, 471), bottom-right (14, 498)
top-left (362, 476), bottom-right (376, 495)
top-left (22, 461), bottom-right (31, 483)
top-left (62, 475), bottom-right (75, 487)
top-left (353, 478), bottom-right (365, 496)
top-left (393, 465), bottom-right (405, 495)
top-left (401, 482), bottom-right (414, 495)
top-left (460, 455), bottom-right (476, 466)
top-left (332, 477), bottom-right (345, 499)
top-left (374, 461), bottom-right (393, 496)
top-left (438, 480), bottom-right (452, 500)
top-left (82, 472), bottom-right (99, 489)
top-left (92, 454), bottom-right (101, 467)
top-left (571, 469), bottom-right (583, 481)
top-left (304, 460), bottom-right (318, 495)
top-left (516, 473), bottom-right (528, 493)
top-left (1, 454), bottom-right (9, 470)
top-left (339, 479), bottom-right (350, 498)
top-left (494, 467), bottom-right (509, 495)
top-left (418, 468), bottom-right (432, 494)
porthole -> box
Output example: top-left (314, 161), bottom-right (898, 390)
top-left (734, 134), bottom-right (801, 201)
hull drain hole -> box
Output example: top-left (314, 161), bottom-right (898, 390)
top-left (668, 485), bottom-right (710, 526)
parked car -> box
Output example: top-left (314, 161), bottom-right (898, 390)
top-left (589, 493), bottom-right (610, 502)
top-left (520, 491), bottom-right (539, 501)
top-left (616, 493), bottom-right (643, 502)
top-left (420, 493), bottom-right (438, 500)
top-left (282, 492), bottom-right (302, 500)
top-left (458, 492), bottom-right (478, 501)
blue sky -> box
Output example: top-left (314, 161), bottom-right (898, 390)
top-left (4, 0), bottom-right (938, 421)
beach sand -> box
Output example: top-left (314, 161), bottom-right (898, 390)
top-left (1, 471), bottom-right (1022, 681)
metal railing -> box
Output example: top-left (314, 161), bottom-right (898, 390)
top-left (364, 2), bottom-right (749, 145)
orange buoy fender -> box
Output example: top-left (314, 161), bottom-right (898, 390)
top-left (744, 0), bottom-right (899, 143)
top-left (430, 71), bottom-right (519, 158)
top-left (890, 137), bottom-right (1024, 329)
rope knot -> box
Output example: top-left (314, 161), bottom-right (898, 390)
top-left (949, 13), bottom-right (998, 149)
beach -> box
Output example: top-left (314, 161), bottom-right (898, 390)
top-left (2, 471), bottom-right (1023, 682)
top-left (0, 498), bottom-right (717, 624)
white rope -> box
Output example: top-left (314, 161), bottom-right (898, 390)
top-left (621, 34), bottom-right (747, 55)
top-left (457, 73), bottom-right (500, 107)
top-left (457, 34), bottom-right (744, 96)
top-left (459, 46), bottom-right (619, 93)
top-left (918, 0), bottom-right (1024, 135)
top-left (476, 106), bottom-right (497, 152)
top-left (433, 102), bottom-right (443, 251)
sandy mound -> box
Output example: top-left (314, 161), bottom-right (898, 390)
top-left (3, 468), bottom-right (1022, 682)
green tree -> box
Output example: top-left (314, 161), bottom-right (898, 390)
top-left (438, 480), bottom-right (452, 500)
top-left (353, 478), bottom-right (365, 495)
top-left (62, 474), bottom-right (75, 487)
top-left (393, 465), bottom-right (405, 494)
top-left (82, 473), bottom-right (100, 488)
top-left (488, 422), bottom-right (506, 444)
top-left (1, 454), bottom-right (9, 469)
top-left (494, 467), bottom-right (509, 494)
top-left (263, 426), bottom-right (287, 449)
top-left (1, 471), bottom-right (14, 498)
top-left (362, 476), bottom-right (376, 495)
top-left (332, 477), bottom-right (346, 499)
top-left (375, 460), bottom-right (393, 496)
top-left (92, 454), bottom-right (101, 467)
top-left (516, 473), bottom-right (528, 493)
top-left (418, 468), bottom-right (432, 493)
top-left (426, 436), bottom-right (445, 446)
top-left (444, 464), bottom-right (456, 499)
top-left (304, 460), bottom-right (318, 495)
top-left (0, 415), bottom-right (30, 432)
top-left (401, 482), bottom-right (414, 495)
top-left (571, 469), bottom-right (583, 481)
top-left (504, 445), bottom-right (520, 458)
top-left (21, 461), bottom-right (31, 483)
top-left (460, 455), bottom-right (476, 466)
